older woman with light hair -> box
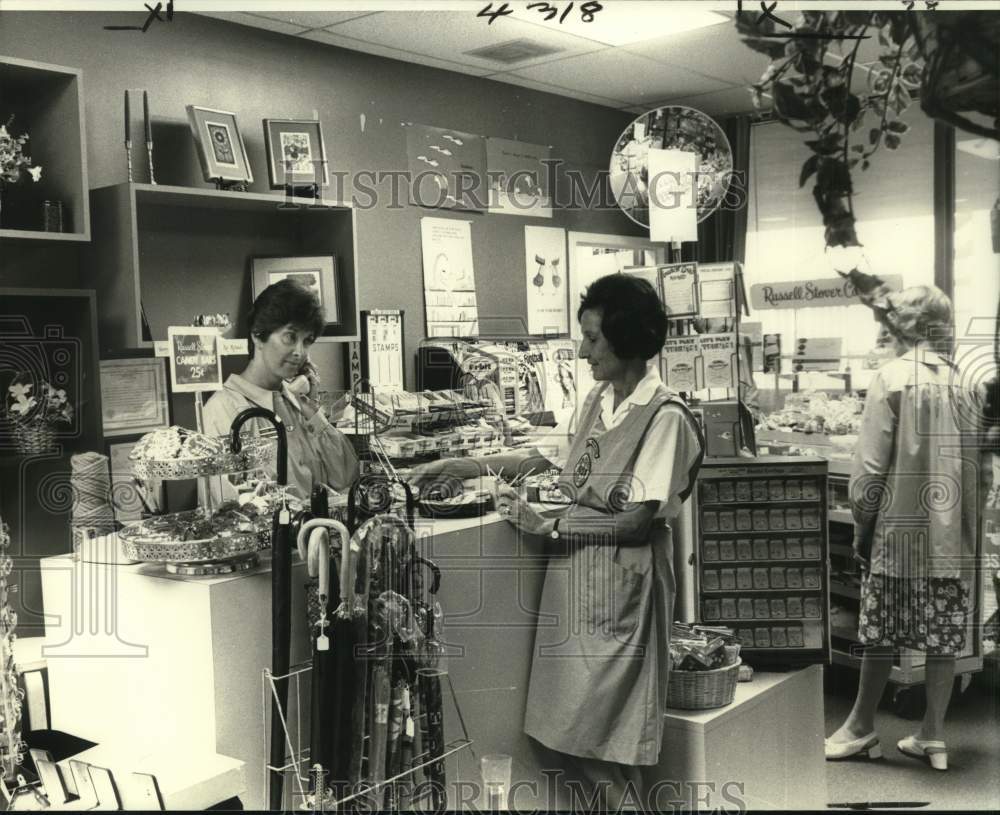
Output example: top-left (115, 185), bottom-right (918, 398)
top-left (825, 285), bottom-right (981, 771)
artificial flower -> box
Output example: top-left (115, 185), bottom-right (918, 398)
top-left (8, 382), bottom-right (32, 402)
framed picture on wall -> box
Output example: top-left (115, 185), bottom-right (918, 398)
top-left (252, 256), bottom-right (341, 337)
top-left (263, 119), bottom-right (329, 189)
top-left (100, 357), bottom-right (170, 437)
top-left (185, 105), bottom-right (253, 184)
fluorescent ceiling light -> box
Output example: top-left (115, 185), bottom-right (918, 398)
top-left (510, 2), bottom-right (728, 46)
top-left (956, 138), bottom-right (1000, 160)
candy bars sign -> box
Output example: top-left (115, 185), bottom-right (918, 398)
top-left (750, 275), bottom-right (902, 310)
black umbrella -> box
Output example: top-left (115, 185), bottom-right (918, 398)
top-left (229, 407), bottom-right (289, 811)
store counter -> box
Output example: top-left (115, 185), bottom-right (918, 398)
top-left (40, 509), bottom-right (824, 811)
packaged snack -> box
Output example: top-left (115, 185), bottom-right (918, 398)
top-left (736, 539), bottom-right (753, 560)
top-left (803, 538), bottom-right (821, 559)
top-left (736, 509), bottom-right (753, 531)
top-left (784, 479), bottom-right (802, 500)
top-left (719, 540), bottom-right (737, 561)
top-left (738, 598), bottom-right (754, 619)
top-left (752, 510), bottom-right (768, 531)
top-left (703, 599), bottom-right (721, 621)
top-left (736, 568), bottom-right (752, 590)
top-left (702, 512), bottom-right (719, 533)
top-left (720, 569), bottom-right (736, 591)
top-left (787, 625), bottom-right (805, 647)
top-left (738, 628), bottom-right (755, 646)
top-left (751, 480), bottom-right (768, 502)
top-left (768, 480), bottom-right (784, 501)
top-left (721, 598), bottom-right (738, 619)
top-left (786, 597), bottom-right (803, 617)
top-left (718, 481), bottom-right (735, 503)
top-left (769, 508), bottom-right (785, 530)
top-left (702, 570), bottom-right (720, 591)
top-left (785, 509), bottom-right (802, 530)
top-left (771, 626), bottom-right (788, 647)
top-left (754, 627), bottom-right (772, 648)
top-left (754, 599), bottom-right (770, 619)
top-left (701, 482), bottom-right (719, 504)
top-left (719, 511), bottom-right (736, 532)
top-left (770, 567), bottom-right (786, 589)
top-left (753, 568), bottom-right (769, 589)
top-left (801, 480), bottom-right (819, 500)
top-left (786, 538), bottom-right (803, 559)
top-left (804, 597), bottom-right (821, 618)
top-left (752, 539), bottom-right (769, 560)
top-left (735, 481), bottom-right (751, 501)
top-left (802, 509), bottom-right (820, 530)
top-left (803, 567), bottom-right (821, 588)
top-left (786, 568), bottom-right (803, 589)
top-left (770, 599), bottom-right (786, 619)
top-left (703, 540), bottom-right (720, 562)
top-left (769, 539), bottom-right (786, 559)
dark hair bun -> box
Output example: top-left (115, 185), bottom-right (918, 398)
top-left (577, 274), bottom-right (668, 360)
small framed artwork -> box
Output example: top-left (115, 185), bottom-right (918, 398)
top-left (252, 256), bottom-right (341, 337)
top-left (100, 357), bottom-right (170, 437)
top-left (108, 440), bottom-right (165, 522)
top-left (185, 105), bottom-right (253, 184)
top-left (263, 119), bottom-right (329, 189)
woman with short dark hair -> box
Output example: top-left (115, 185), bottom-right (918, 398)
top-left (412, 273), bottom-right (704, 808)
top-left (202, 279), bottom-right (359, 501)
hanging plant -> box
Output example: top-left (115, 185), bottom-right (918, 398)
top-left (737, 10), bottom-right (999, 252)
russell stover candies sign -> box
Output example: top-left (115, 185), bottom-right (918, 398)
top-left (750, 275), bottom-right (903, 310)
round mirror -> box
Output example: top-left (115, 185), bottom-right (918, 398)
top-left (609, 105), bottom-right (733, 228)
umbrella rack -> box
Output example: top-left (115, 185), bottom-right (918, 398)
top-left (262, 659), bottom-right (473, 811)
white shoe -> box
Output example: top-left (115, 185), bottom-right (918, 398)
top-left (824, 732), bottom-right (882, 760)
top-left (897, 735), bottom-right (948, 771)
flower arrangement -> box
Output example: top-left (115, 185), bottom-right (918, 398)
top-left (5, 373), bottom-right (73, 455)
top-left (0, 115), bottom-right (42, 186)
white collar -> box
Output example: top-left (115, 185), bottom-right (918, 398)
top-left (599, 365), bottom-right (662, 425)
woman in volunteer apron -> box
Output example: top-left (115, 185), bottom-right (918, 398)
top-left (412, 274), bottom-right (704, 808)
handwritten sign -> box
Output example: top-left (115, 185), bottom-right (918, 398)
top-left (659, 262), bottom-right (698, 318)
top-left (167, 326), bottom-right (223, 393)
top-left (750, 275), bottom-right (903, 310)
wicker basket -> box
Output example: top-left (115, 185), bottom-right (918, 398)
top-left (13, 424), bottom-right (57, 456)
top-left (666, 659), bottom-right (741, 711)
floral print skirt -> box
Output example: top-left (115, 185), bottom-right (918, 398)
top-left (858, 573), bottom-right (971, 655)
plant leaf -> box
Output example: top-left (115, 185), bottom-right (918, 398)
top-left (885, 133), bottom-right (902, 150)
top-left (869, 128), bottom-right (882, 146)
top-left (851, 143), bottom-right (866, 153)
top-left (885, 119), bottom-right (909, 134)
top-left (799, 155), bottom-right (821, 188)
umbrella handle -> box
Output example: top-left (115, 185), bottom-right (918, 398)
top-left (406, 555), bottom-right (441, 595)
top-left (229, 407), bottom-right (287, 486)
top-left (298, 518), bottom-right (352, 603)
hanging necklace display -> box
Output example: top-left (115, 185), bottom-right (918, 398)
top-left (532, 254), bottom-right (546, 289)
top-left (550, 256), bottom-right (562, 288)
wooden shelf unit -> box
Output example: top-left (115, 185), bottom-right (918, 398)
top-left (87, 183), bottom-right (360, 351)
top-left (0, 56), bottom-right (89, 241)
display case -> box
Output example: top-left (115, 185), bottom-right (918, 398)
top-left (0, 56), bottom-right (90, 241)
top-left (694, 456), bottom-right (831, 667)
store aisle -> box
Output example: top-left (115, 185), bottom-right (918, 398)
top-left (823, 665), bottom-right (1000, 811)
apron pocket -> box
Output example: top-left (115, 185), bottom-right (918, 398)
top-left (579, 546), bottom-right (646, 638)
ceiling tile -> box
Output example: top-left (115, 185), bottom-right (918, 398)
top-left (486, 73), bottom-right (629, 109)
top-left (301, 28), bottom-right (494, 77)
top-left (622, 20), bottom-right (770, 87)
top-left (197, 12), bottom-right (309, 36)
top-left (511, 50), bottom-right (730, 105)
top-left (326, 11), bottom-right (606, 71)
top-left (250, 11), bottom-right (378, 30)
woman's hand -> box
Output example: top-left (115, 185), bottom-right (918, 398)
top-left (407, 459), bottom-right (462, 496)
top-left (494, 484), bottom-right (554, 537)
top-left (852, 535), bottom-right (871, 572)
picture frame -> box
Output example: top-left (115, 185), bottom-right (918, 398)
top-left (99, 357), bottom-right (170, 437)
top-left (185, 105), bottom-right (253, 184)
top-left (263, 118), bottom-right (329, 189)
top-left (252, 256), bottom-right (341, 337)
top-left (107, 440), bottom-right (165, 523)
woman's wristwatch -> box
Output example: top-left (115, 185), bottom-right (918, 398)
top-left (549, 518), bottom-right (561, 540)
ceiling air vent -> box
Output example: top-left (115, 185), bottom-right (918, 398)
top-left (463, 39), bottom-right (564, 64)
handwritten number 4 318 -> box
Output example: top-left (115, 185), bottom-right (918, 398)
top-left (478, 2), bottom-right (603, 25)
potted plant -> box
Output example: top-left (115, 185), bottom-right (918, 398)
top-left (0, 115), bottom-right (42, 228)
top-left (5, 373), bottom-right (73, 456)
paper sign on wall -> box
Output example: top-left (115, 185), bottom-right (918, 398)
top-left (487, 138), bottom-right (553, 218)
top-left (166, 326), bottom-right (223, 393)
top-left (406, 124), bottom-right (487, 211)
top-left (421, 217), bottom-right (479, 337)
top-left (364, 310), bottom-right (405, 391)
top-left (524, 225), bottom-right (568, 335)
top-left (648, 148), bottom-right (697, 244)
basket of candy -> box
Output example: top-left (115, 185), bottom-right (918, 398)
top-left (129, 426), bottom-right (275, 480)
top-left (667, 624), bottom-right (743, 710)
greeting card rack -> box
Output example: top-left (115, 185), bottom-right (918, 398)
top-left (262, 660), bottom-right (473, 811)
